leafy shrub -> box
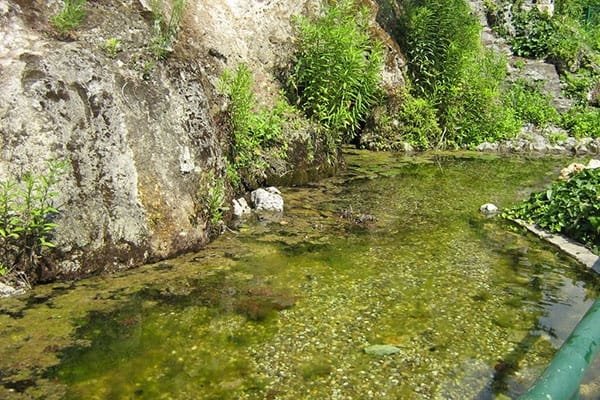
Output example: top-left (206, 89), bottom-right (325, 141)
top-left (399, 0), bottom-right (481, 98)
top-left (395, 95), bottom-right (441, 149)
top-left (50, 0), bottom-right (87, 34)
top-left (504, 167), bottom-right (600, 253)
top-left (0, 161), bottom-right (67, 281)
top-left (561, 106), bottom-right (600, 137)
top-left (219, 64), bottom-right (295, 186)
top-left (547, 15), bottom-right (591, 71)
top-left (511, 8), bottom-right (555, 59)
top-left (442, 50), bottom-right (521, 146)
top-left (561, 70), bottom-right (598, 102)
top-left (150, 0), bottom-right (186, 59)
top-left (398, 0), bottom-right (519, 148)
top-left (360, 92), bottom-right (441, 150)
top-left (289, 0), bottom-right (384, 142)
top-left (503, 79), bottom-right (560, 126)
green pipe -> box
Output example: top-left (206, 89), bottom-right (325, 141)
top-left (519, 299), bottom-right (600, 400)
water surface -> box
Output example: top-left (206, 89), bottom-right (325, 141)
top-left (0, 151), bottom-right (598, 399)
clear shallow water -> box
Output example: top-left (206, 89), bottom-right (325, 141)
top-left (0, 151), bottom-right (598, 399)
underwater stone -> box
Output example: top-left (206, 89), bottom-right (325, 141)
top-left (364, 344), bottom-right (401, 356)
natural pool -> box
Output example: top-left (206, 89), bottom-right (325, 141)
top-left (0, 151), bottom-right (599, 399)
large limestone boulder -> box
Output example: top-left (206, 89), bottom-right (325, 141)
top-left (0, 0), bottom-right (222, 278)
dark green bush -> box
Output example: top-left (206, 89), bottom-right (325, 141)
top-left (504, 167), bottom-right (600, 253)
top-left (511, 8), bottom-right (555, 59)
top-left (289, 0), bottom-right (384, 142)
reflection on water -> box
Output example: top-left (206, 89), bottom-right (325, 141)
top-left (0, 151), bottom-right (598, 400)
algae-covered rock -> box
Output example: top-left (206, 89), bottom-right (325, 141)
top-left (364, 344), bottom-right (401, 356)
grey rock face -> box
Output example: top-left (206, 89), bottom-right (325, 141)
top-left (251, 187), bottom-right (284, 213)
top-left (0, 1), bottom-right (222, 277)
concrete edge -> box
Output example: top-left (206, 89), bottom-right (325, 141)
top-left (511, 219), bottom-right (600, 273)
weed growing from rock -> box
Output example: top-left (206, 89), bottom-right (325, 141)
top-left (50, 0), bottom-right (87, 35)
top-left (0, 160), bottom-right (68, 282)
top-left (149, 0), bottom-right (186, 59)
top-left (103, 38), bottom-right (122, 58)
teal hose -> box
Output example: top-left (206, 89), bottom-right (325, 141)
top-left (519, 299), bottom-right (600, 400)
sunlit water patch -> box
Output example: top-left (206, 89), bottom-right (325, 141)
top-left (0, 151), bottom-right (598, 399)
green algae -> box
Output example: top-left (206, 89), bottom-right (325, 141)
top-left (1, 151), bottom-right (599, 399)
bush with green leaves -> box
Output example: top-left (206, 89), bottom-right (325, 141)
top-left (219, 64), bottom-right (296, 186)
top-left (511, 7), bottom-right (555, 59)
top-left (503, 79), bottom-right (560, 126)
top-left (561, 106), bottom-right (600, 137)
top-left (360, 92), bottom-right (441, 151)
top-left (50, 0), bottom-right (87, 34)
top-left (397, 0), bottom-right (519, 148)
top-left (0, 161), bottom-right (67, 281)
top-left (149, 0), bottom-right (186, 59)
top-left (504, 167), bottom-right (600, 253)
top-left (288, 0), bottom-right (384, 142)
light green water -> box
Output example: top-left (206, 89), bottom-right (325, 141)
top-left (0, 151), bottom-right (598, 400)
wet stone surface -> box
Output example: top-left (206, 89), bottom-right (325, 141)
top-left (0, 151), bottom-right (599, 399)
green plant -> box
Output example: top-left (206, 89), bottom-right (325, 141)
top-left (0, 160), bottom-right (67, 280)
top-left (103, 38), bottom-right (122, 58)
top-left (503, 167), bottom-right (600, 253)
top-left (514, 59), bottom-right (526, 70)
top-left (289, 0), bottom-right (384, 142)
top-left (511, 7), bottom-right (555, 58)
top-left (206, 177), bottom-right (226, 225)
top-left (561, 70), bottom-right (598, 102)
top-left (219, 64), bottom-right (293, 186)
top-left (561, 106), bottom-right (600, 137)
top-left (397, 0), bottom-right (519, 148)
top-left (50, 0), bottom-right (87, 34)
top-left (395, 94), bottom-right (441, 149)
top-left (503, 79), bottom-right (560, 126)
top-left (150, 0), bottom-right (186, 59)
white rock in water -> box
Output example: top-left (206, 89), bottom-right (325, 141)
top-left (250, 187), bottom-right (284, 213)
top-left (480, 203), bottom-right (499, 215)
top-left (232, 197), bottom-right (251, 218)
